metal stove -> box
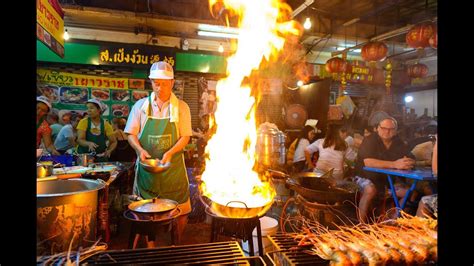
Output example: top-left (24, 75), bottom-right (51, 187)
top-left (266, 233), bottom-right (328, 265)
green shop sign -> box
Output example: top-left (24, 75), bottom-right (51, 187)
top-left (37, 41), bottom-right (226, 75)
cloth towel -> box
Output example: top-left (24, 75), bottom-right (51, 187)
top-left (140, 91), bottom-right (180, 123)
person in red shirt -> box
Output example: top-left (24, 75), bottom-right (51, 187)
top-left (37, 96), bottom-right (60, 155)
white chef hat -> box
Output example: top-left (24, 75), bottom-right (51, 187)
top-left (148, 61), bottom-right (174, 79)
top-left (37, 96), bottom-right (52, 112)
top-left (87, 98), bottom-right (107, 114)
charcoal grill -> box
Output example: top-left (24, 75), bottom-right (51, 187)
top-left (266, 233), bottom-right (328, 265)
top-left (81, 241), bottom-right (265, 265)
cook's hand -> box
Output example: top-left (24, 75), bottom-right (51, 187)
top-left (307, 162), bottom-right (315, 169)
top-left (393, 157), bottom-right (415, 170)
top-left (87, 142), bottom-right (99, 152)
top-left (50, 149), bottom-right (61, 156)
top-left (103, 149), bottom-right (112, 158)
top-left (138, 149), bottom-right (151, 161)
top-left (160, 152), bottom-right (172, 165)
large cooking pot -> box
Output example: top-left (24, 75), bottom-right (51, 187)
top-left (256, 127), bottom-right (286, 167)
top-left (37, 178), bottom-right (105, 256)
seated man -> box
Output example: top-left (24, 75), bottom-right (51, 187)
top-left (355, 117), bottom-right (416, 223)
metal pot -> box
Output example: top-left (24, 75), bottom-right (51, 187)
top-left (37, 178), bottom-right (105, 256)
top-left (76, 152), bottom-right (96, 167)
top-left (256, 127), bottom-right (286, 167)
top-left (37, 163), bottom-right (53, 178)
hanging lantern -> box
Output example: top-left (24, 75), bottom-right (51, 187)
top-left (407, 63), bottom-right (429, 78)
top-left (384, 60), bottom-right (392, 95)
top-left (325, 57), bottom-right (351, 73)
top-left (361, 41), bottom-right (388, 62)
top-left (429, 30), bottom-right (437, 49)
top-left (406, 22), bottom-right (436, 49)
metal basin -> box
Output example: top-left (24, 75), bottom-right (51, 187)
top-left (140, 159), bottom-right (171, 173)
top-left (37, 178), bottom-right (105, 256)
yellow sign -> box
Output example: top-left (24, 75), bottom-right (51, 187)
top-left (37, 0), bottom-right (64, 57)
top-left (37, 69), bottom-right (129, 90)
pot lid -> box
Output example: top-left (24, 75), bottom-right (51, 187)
top-left (128, 198), bottom-right (178, 213)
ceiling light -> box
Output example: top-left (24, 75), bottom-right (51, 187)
top-left (198, 24), bottom-right (240, 34)
top-left (197, 31), bottom-right (239, 39)
top-left (303, 18), bottom-right (312, 30)
top-left (63, 29), bottom-right (70, 41)
top-left (218, 43), bottom-right (224, 53)
top-left (353, 49), bottom-right (361, 53)
top-left (405, 95), bottom-right (413, 103)
top-left (297, 80), bottom-right (304, 87)
top-left (336, 47), bottom-right (346, 51)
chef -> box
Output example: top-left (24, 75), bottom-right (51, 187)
top-left (125, 61), bottom-right (193, 245)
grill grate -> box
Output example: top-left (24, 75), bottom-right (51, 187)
top-left (266, 233), bottom-right (328, 265)
top-left (81, 241), bottom-right (250, 265)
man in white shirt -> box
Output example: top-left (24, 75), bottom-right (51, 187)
top-left (125, 61), bottom-right (192, 246)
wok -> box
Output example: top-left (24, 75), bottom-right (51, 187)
top-left (286, 175), bottom-right (356, 204)
top-left (266, 169), bottom-right (356, 204)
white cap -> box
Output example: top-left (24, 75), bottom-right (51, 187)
top-left (148, 61), bottom-right (174, 79)
top-left (87, 98), bottom-right (107, 113)
top-left (37, 96), bottom-right (52, 111)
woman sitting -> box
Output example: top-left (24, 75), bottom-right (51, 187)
top-left (304, 123), bottom-right (356, 180)
top-left (76, 99), bottom-right (117, 162)
top-left (291, 125), bottom-right (317, 173)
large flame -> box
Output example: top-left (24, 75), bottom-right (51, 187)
top-left (201, 0), bottom-right (301, 217)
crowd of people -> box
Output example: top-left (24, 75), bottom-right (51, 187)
top-left (285, 116), bottom-right (438, 222)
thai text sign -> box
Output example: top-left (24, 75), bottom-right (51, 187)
top-left (99, 44), bottom-right (176, 67)
top-left (37, 69), bottom-right (129, 89)
top-left (37, 0), bottom-right (64, 58)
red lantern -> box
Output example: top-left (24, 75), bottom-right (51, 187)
top-left (325, 57), bottom-right (351, 73)
top-left (361, 41), bottom-right (388, 62)
top-left (429, 30), bottom-right (437, 49)
top-left (406, 23), bottom-right (436, 49)
top-left (407, 63), bottom-right (429, 78)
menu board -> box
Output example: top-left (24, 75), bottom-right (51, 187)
top-left (37, 82), bottom-right (151, 123)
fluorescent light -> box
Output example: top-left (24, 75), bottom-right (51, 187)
top-left (405, 95), bottom-right (413, 103)
top-left (197, 31), bottom-right (239, 39)
top-left (336, 47), bottom-right (345, 51)
top-left (353, 49), bottom-right (361, 53)
top-left (198, 24), bottom-right (240, 34)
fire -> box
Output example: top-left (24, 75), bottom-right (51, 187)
top-left (201, 0), bottom-right (301, 217)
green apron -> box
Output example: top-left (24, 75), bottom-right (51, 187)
top-left (134, 96), bottom-right (189, 203)
top-left (77, 117), bottom-right (108, 162)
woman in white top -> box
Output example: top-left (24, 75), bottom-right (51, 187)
top-left (292, 125), bottom-right (317, 173)
top-left (304, 124), bottom-right (356, 180)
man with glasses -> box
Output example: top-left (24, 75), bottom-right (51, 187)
top-left (354, 117), bottom-right (415, 223)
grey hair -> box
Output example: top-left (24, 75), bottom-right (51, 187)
top-left (378, 117), bottom-right (398, 129)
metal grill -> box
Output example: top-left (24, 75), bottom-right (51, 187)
top-left (82, 241), bottom-right (254, 265)
top-left (266, 234), bottom-right (328, 265)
